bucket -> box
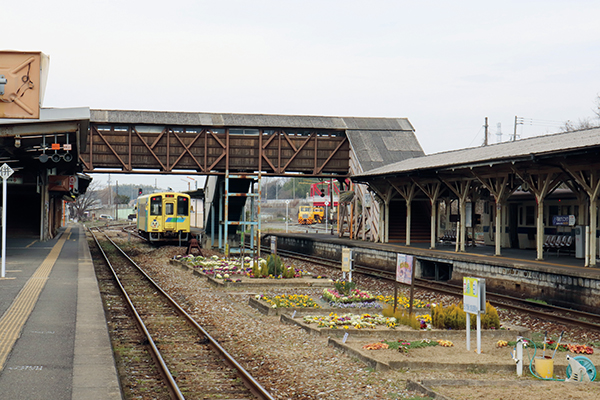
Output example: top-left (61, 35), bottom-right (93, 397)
top-left (535, 357), bottom-right (554, 378)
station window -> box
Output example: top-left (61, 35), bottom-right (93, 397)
top-left (165, 203), bottom-right (174, 215)
top-left (525, 206), bottom-right (535, 226)
top-left (177, 196), bottom-right (189, 216)
top-left (150, 196), bottom-right (162, 216)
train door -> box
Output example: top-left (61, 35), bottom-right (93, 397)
top-left (176, 195), bottom-right (189, 233)
top-left (149, 195), bottom-right (163, 239)
top-left (164, 194), bottom-right (176, 232)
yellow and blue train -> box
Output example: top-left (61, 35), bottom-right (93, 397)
top-left (136, 192), bottom-right (191, 242)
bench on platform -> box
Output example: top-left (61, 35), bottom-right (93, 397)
top-left (543, 234), bottom-right (574, 256)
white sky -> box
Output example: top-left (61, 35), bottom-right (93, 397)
top-left (6, 1), bottom-right (600, 191)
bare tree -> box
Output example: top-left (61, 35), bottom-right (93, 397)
top-left (69, 180), bottom-right (100, 221)
top-left (561, 117), bottom-right (598, 132)
top-left (561, 94), bottom-right (600, 132)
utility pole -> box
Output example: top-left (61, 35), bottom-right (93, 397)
top-left (115, 180), bottom-right (118, 220)
top-left (107, 174), bottom-right (112, 206)
top-left (484, 117), bottom-right (489, 146)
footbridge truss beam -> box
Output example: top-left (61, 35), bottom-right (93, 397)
top-left (80, 123), bottom-right (350, 177)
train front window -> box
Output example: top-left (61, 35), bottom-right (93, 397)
top-left (150, 196), bottom-right (162, 216)
top-left (177, 197), bottom-right (189, 216)
top-left (165, 203), bottom-right (174, 215)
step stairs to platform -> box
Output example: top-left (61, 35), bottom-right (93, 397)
top-left (388, 201), bottom-right (431, 243)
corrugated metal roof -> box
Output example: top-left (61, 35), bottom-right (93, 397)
top-left (354, 127), bottom-right (600, 178)
top-left (90, 109), bottom-right (349, 129)
top-left (89, 109), bottom-right (415, 132)
top-left (346, 130), bottom-right (424, 172)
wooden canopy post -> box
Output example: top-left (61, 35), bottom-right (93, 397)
top-left (414, 180), bottom-right (442, 249)
top-left (442, 179), bottom-right (472, 252)
top-left (561, 164), bottom-right (600, 267)
top-left (391, 182), bottom-right (417, 246)
top-left (513, 169), bottom-right (562, 261)
top-left (383, 186), bottom-right (394, 243)
top-left (564, 180), bottom-right (588, 226)
top-left (472, 174), bottom-right (512, 256)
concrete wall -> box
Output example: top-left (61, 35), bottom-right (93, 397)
top-left (451, 260), bottom-right (600, 312)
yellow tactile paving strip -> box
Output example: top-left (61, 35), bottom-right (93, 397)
top-left (0, 226), bottom-right (72, 371)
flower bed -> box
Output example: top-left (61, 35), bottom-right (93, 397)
top-left (256, 294), bottom-right (321, 309)
top-left (375, 295), bottom-right (431, 309)
top-left (303, 312), bottom-right (399, 329)
top-left (507, 339), bottom-right (595, 355)
top-left (325, 301), bottom-right (383, 310)
top-left (177, 255), bottom-right (253, 277)
top-left (176, 255), bottom-right (311, 280)
top-left (362, 338), bottom-right (446, 352)
top-left (322, 287), bottom-right (377, 304)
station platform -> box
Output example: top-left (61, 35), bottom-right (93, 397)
top-left (0, 224), bottom-right (121, 400)
top-left (265, 230), bottom-right (600, 311)
top-left (267, 230), bottom-right (600, 277)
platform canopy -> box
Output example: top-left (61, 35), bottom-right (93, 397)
top-left (351, 127), bottom-right (600, 266)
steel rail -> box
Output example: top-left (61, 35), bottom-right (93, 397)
top-left (264, 245), bottom-right (600, 332)
top-left (89, 227), bottom-right (185, 400)
top-left (121, 224), bottom-right (146, 241)
top-left (95, 227), bottom-right (275, 400)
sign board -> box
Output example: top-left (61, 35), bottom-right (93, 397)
top-left (396, 254), bottom-right (413, 285)
top-left (463, 277), bottom-right (486, 314)
top-left (465, 202), bottom-right (472, 228)
top-left (552, 215), bottom-right (576, 226)
top-left (341, 248), bottom-right (352, 272)
top-left (270, 236), bottom-right (277, 254)
top-left (0, 51), bottom-right (49, 119)
top-left (324, 200), bottom-right (330, 206)
top-left (464, 276), bottom-right (486, 354)
top-left (0, 163), bottom-right (14, 180)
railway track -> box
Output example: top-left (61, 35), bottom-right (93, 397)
top-left (89, 227), bottom-right (274, 400)
top-left (264, 245), bottom-right (600, 332)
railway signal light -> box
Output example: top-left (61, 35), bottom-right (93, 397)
top-left (138, 188), bottom-right (142, 196)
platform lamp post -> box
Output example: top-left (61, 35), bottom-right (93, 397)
top-left (1, 163), bottom-right (15, 278)
top-left (324, 200), bottom-right (330, 233)
top-left (285, 199), bottom-right (290, 233)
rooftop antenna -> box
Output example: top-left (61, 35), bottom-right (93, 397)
top-left (496, 123), bottom-right (502, 143)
